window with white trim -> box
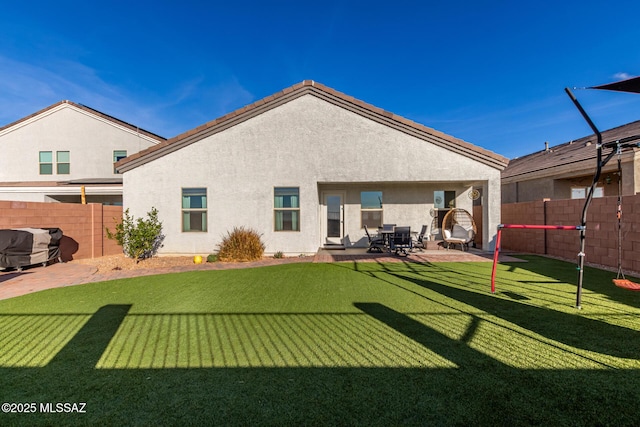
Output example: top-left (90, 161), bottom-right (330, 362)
top-left (56, 151), bottom-right (70, 174)
top-left (113, 150), bottom-right (127, 173)
top-left (274, 187), bottom-right (300, 231)
top-left (39, 151), bottom-right (53, 175)
top-left (182, 188), bottom-right (207, 232)
top-left (361, 191), bottom-right (383, 228)
top-left (571, 186), bottom-right (603, 199)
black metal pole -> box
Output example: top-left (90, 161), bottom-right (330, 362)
top-left (616, 146), bottom-right (625, 280)
top-left (565, 88), bottom-right (603, 309)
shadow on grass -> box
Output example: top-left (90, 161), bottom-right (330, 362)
top-left (2, 303), bottom-right (640, 425)
top-left (387, 271), bottom-right (640, 359)
top-left (503, 255), bottom-right (640, 308)
top-left (354, 302), bottom-right (496, 369)
top-left (329, 260), bottom-right (640, 359)
top-left (501, 291), bottom-right (530, 301)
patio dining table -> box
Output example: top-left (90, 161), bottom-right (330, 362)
top-left (377, 227), bottom-right (417, 252)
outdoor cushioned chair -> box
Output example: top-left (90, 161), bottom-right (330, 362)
top-left (442, 208), bottom-right (477, 251)
top-left (364, 225), bottom-right (385, 253)
top-left (390, 226), bottom-right (412, 256)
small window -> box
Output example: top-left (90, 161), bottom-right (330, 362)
top-left (571, 187), bottom-right (586, 199)
top-left (56, 151), bottom-right (70, 174)
top-left (571, 186), bottom-right (603, 199)
top-left (113, 150), bottom-right (127, 173)
top-left (361, 191), bottom-right (383, 229)
top-left (39, 151), bottom-right (53, 175)
top-left (182, 188), bottom-right (207, 232)
top-left (274, 187), bottom-right (300, 231)
top-left (434, 190), bottom-right (456, 209)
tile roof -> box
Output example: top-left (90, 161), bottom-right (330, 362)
top-left (0, 100), bottom-right (166, 142)
top-left (116, 80), bottom-right (509, 172)
top-left (502, 120), bottom-right (640, 180)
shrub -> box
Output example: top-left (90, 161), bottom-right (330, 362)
top-left (106, 208), bottom-right (164, 261)
top-left (273, 251), bottom-right (284, 259)
top-left (206, 253), bottom-right (218, 263)
top-left (217, 227), bottom-right (265, 262)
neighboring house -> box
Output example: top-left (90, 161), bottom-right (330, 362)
top-left (117, 80), bottom-right (508, 255)
top-left (0, 100), bottom-right (165, 204)
top-left (502, 120), bottom-right (640, 203)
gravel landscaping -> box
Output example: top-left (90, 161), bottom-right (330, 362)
top-left (73, 254), bottom-right (214, 273)
top-left (71, 253), bottom-right (313, 274)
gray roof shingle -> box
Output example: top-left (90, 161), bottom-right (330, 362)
top-left (502, 120), bottom-right (640, 180)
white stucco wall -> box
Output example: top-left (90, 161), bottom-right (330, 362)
top-left (123, 94), bottom-right (501, 254)
top-left (0, 103), bottom-right (158, 183)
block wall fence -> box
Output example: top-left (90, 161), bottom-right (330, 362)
top-left (495, 194), bottom-right (640, 275)
top-left (0, 201), bottom-right (123, 260)
top-left (1, 197), bottom-right (637, 272)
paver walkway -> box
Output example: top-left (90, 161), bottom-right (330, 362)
top-left (0, 249), bottom-right (518, 301)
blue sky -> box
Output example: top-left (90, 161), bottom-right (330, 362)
top-left (1, 0), bottom-right (640, 159)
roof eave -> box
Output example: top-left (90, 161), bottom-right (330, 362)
top-left (117, 81), bottom-right (509, 173)
top-left (0, 100), bottom-right (166, 143)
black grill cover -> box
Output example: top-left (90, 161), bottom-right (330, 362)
top-left (0, 228), bottom-right (62, 269)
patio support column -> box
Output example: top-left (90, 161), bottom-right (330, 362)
top-left (483, 177), bottom-right (501, 252)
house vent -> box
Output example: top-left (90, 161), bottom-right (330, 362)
top-left (585, 141), bottom-right (592, 146)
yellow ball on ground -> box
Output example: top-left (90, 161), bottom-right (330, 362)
top-left (193, 255), bottom-right (203, 264)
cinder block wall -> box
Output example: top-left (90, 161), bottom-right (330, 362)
top-left (501, 194), bottom-right (640, 274)
top-left (102, 205), bottom-right (124, 256)
top-left (0, 201), bottom-right (123, 260)
top-left (500, 200), bottom-right (546, 254)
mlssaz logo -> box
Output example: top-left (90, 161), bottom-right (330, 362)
top-left (40, 402), bottom-right (87, 413)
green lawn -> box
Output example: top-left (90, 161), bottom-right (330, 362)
top-left (1, 256), bottom-right (640, 426)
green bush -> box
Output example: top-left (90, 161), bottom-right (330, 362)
top-left (106, 208), bottom-right (164, 261)
top-left (273, 251), bottom-right (284, 259)
top-left (217, 227), bottom-right (265, 262)
top-left (206, 253), bottom-right (218, 263)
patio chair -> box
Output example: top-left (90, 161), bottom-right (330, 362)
top-left (442, 209), bottom-right (477, 251)
top-left (413, 225), bottom-right (428, 251)
top-left (378, 223), bottom-right (396, 247)
top-left (390, 226), bottom-right (412, 256)
top-left (364, 225), bottom-right (385, 253)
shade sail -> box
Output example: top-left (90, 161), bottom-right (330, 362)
top-left (591, 76), bottom-right (640, 93)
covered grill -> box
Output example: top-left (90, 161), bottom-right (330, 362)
top-left (0, 228), bottom-right (63, 270)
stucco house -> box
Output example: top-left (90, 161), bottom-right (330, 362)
top-left (502, 120), bottom-right (640, 203)
top-left (117, 80), bottom-right (508, 255)
top-left (0, 100), bottom-right (165, 204)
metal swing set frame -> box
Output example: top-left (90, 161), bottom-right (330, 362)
top-left (491, 76), bottom-right (640, 308)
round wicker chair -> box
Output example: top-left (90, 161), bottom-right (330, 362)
top-left (441, 208), bottom-right (477, 251)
